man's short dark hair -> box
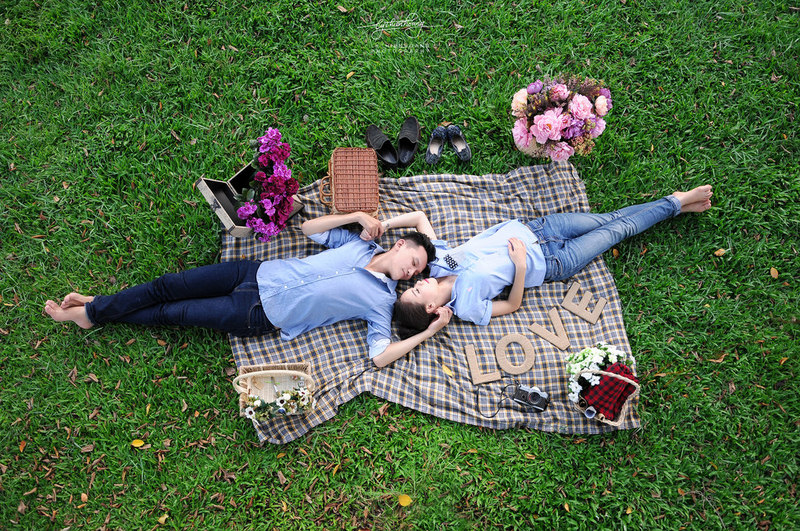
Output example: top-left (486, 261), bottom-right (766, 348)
top-left (393, 299), bottom-right (436, 340)
top-left (402, 231), bottom-right (436, 264)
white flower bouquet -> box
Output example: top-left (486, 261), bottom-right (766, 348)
top-left (565, 343), bottom-right (631, 404)
top-left (241, 386), bottom-right (315, 421)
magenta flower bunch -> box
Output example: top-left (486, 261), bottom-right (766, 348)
top-left (511, 76), bottom-right (612, 162)
top-left (235, 128), bottom-right (299, 242)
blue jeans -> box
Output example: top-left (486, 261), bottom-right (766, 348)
top-left (85, 260), bottom-right (275, 337)
top-left (526, 196), bottom-right (681, 281)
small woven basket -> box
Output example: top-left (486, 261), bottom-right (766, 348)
top-left (572, 368), bottom-right (640, 427)
top-left (320, 147), bottom-right (380, 216)
top-left (233, 363), bottom-right (316, 417)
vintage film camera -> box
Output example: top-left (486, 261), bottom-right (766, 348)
top-left (511, 384), bottom-right (550, 412)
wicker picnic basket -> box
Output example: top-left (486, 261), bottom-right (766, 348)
top-left (572, 368), bottom-right (640, 427)
top-left (232, 363), bottom-right (316, 417)
top-left (319, 147), bottom-right (380, 217)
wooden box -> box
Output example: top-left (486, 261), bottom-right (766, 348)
top-left (196, 164), bottom-right (303, 238)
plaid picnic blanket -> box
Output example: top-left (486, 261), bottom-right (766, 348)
top-left (221, 162), bottom-right (640, 444)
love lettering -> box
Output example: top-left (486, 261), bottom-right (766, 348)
top-left (465, 282), bottom-right (608, 385)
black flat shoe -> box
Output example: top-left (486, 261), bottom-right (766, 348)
top-left (397, 116), bottom-right (420, 167)
top-left (425, 126), bottom-right (447, 165)
top-left (365, 125), bottom-right (398, 168)
top-left (446, 125), bottom-right (472, 162)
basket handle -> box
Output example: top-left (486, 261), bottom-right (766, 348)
top-left (319, 175), bottom-right (333, 208)
top-left (232, 370), bottom-right (314, 395)
top-left (576, 369), bottom-right (640, 391)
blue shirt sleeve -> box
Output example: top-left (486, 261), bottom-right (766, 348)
top-left (451, 272), bottom-right (493, 326)
top-left (366, 298), bottom-right (395, 358)
top-left (306, 227), bottom-right (360, 248)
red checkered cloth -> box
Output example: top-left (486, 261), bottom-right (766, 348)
top-left (582, 363), bottom-right (638, 420)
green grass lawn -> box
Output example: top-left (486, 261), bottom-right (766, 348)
top-left (1, 0), bottom-right (798, 528)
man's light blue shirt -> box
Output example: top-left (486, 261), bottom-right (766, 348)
top-left (256, 228), bottom-right (396, 358)
top-left (429, 220), bottom-right (546, 326)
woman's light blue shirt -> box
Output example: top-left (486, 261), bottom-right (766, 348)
top-left (429, 220), bottom-right (546, 325)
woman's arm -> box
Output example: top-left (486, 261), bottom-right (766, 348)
top-left (491, 238), bottom-right (528, 317)
top-left (371, 307), bottom-right (452, 368)
top-left (302, 211), bottom-right (383, 239)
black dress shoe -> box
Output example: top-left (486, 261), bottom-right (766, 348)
top-left (446, 125), bottom-right (472, 162)
top-left (397, 116), bottom-right (420, 167)
top-left (425, 126), bottom-right (447, 165)
top-left (365, 125), bottom-right (398, 168)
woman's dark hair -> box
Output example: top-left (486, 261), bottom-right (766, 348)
top-left (393, 299), bottom-right (436, 340)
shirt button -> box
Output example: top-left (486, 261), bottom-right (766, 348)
top-left (301, 280), bottom-right (304, 284)
top-left (335, 271), bottom-right (339, 274)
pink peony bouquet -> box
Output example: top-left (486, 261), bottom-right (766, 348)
top-left (235, 127), bottom-right (299, 242)
top-left (511, 76), bottom-right (612, 162)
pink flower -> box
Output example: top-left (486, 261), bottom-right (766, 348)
top-left (272, 161), bottom-right (292, 179)
top-left (260, 197), bottom-right (276, 217)
top-left (512, 118), bottom-right (533, 148)
top-left (258, 153), bottom-right (271, 167)
top-left (568, 94), bottom-right (593, 120)
top-left (532, 108), bottom-right (565, 144)
top-left (236, 201), bottom-right (258, 221)
top-left (550, 83), bottom-right (569, 101)
top-left (254, 171), bottom-right (268, 183)
top-left (511, 89), bottom-right (529, 118)
top-left (257, 128), bottom-right (282, 147)
top-left (595, 95), bottom-right (609, 117)
top-left (547, 142), bottom-right (575, 162)
top-left (589, 116), bottom-right (606, 138)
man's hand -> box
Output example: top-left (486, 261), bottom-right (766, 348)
top-left (507, 237), bottom-right (527, 268)
top-left (358, 213), bottom-right (385, 241)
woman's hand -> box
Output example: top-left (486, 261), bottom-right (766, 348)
top-left (428, 306), bottom-right (453, 333)
top-left (507, 238), bottom-right (527, 268)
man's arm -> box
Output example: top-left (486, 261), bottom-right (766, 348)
top-left (491, 238), bottom-right (527, 317)
top-left (302, 211), bottom-right (383, 239)
top-left (379, 211), bottom-right (436, 240)
top-left (371, 307), bottom-right (452, 368)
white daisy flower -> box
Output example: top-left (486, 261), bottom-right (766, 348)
top-left (244, 407), bottom-right (256, 419)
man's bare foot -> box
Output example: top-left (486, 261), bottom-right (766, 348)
top-left (61, 292), bottom-right (94, 309)
top-left (44, 300), bottom-right (94, 329)
top-left (672, 185), bottom-right (713, 213)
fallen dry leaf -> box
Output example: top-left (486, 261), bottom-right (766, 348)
top-left (713, 248), bottom-right (726, 257)
top-left (19, 440), bottom-right (26, 452)
top-left (441, 364), bottom-right (455, 377)
top-left (277, 471), bottom-right (287, 485)
top-left (336, 5), bottom-right (349, 13)
top-left (612, 248), bottom-right (620, 258)
top-left (626, 506), bottom-right (633, 514)
top-left (81, 443), bottom-right (94, 453)
top-left (564, 502), bottom-right (570, 512)
top-left (708, 353), bottom-right (728, 363)
top-left (398, 494), bottom-right (412, 507)
top-left (158, 514), bottom-right (168, 525)
top-left (770, 267), bottom-right (779, 279)
top-left (81, 492), bottom-right (88, 503)
top-left (131, 439), bottom-right (145, 448)
top-left (779, 357), bottom-right (788, 365)
top-left (346, 71), bottom-right (355, 80)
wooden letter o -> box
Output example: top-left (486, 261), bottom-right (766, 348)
top-left (494, 333), bottom-right (537, 375)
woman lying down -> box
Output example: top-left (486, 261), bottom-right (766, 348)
top-left (384, 185), bottom-right (712, 366)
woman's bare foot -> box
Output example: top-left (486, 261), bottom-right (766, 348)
top-left (672, 185), bottom-right (713, 213)
top-left (61, 292), bottom-right (94, 309)
top-left (44, 300), bottom-right (94, 329)
top-left (680, 199), bottom-right (712, 213)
